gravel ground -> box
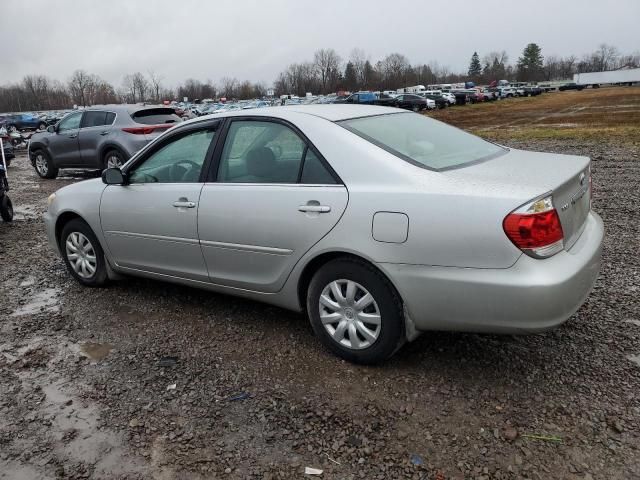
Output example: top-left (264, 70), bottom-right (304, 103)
top-left (0, 139), bottom-right (638, 480)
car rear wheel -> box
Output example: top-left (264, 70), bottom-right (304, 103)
top-left (38, 122), bottom-right (46, 130)
top-left (307, 258), bottom-right (404, 364)
top-left (60, 219), bottom-right (108, 287)
top-left (7, 125), bottom-right (17, 133)
top-left (104, 150), bottom-right (125, 169)
top-left (1, 195), bottom-right (13, 222)
top-left (33, 150), bottom-right (58, 179)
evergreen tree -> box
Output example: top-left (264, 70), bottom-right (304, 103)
top-left (517, 43), bottom-right (544, 81)
top-left (468, 52), bottom-right (482, 79)
top-left (343, 61), bottom-right (358, 91)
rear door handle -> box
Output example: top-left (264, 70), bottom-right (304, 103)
top-left (99, 131), bottom-right (109, 136)
top-left (298, 205), bottom-right (331, 213)
top-left (173, 201), bottom-right (196, 208)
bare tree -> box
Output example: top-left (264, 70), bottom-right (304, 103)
top-left (131, 72), bottom-right (149, 102)
top-left (68, 69), bottom-right (95, 107)
top-left (349, 48), bottom-right (368, 89)
top-left (313, 49), bottom-right (342, 93)
top-left (148, 70), bottom-right (163, 103)
top-left (594, 43), bottom-right (619, 71)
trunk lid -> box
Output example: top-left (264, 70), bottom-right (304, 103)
top-left (443, 148), bottom-right (591, 250)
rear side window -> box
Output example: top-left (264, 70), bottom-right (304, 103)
top-left (131, 108), bottom-right (180, 125)
top-left (217, 120), bottom-right (306, 183)
top-left (105, 112), bottom-right (116, 124)
top-left (301, 150), bottom-right (336, 184)
top-left (81, 111), bottom-right (109, 128)
top-left (339, 112), bottom-right (506, 171)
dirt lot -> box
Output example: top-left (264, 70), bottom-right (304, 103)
top-left (1, 89), bottom-right (639, 479)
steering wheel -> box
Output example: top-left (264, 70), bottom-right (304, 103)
top-left (170, 160), bottom-right (200, 182)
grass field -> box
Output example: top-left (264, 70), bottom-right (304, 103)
top-left (429, 86), bottom-right (640, 144)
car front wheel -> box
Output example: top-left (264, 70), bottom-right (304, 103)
top-left (33, 150), bottom-right (58, 179)
top-left (307, 258), bottom-right (404, 364)
top-left (60, 219), bottom-right (108, 287)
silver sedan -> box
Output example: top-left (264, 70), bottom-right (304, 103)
top-left (44, 105), bottom-right (604, 364)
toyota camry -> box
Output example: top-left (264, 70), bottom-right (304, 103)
top-left (44, 105), bottom-right (604, 364)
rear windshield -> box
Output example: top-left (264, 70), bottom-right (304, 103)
top-left (338, 112), bottom-right (506, 171)
top-left (131, 108), bottom-right (181, 125)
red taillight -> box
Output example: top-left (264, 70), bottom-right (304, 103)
top-left (121, 124), bottom-right (172, 135)
top-left (503, 195), bottom-right (564, 258)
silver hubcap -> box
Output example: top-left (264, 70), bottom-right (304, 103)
top-left (65, 232), bottom-right (97, 279)
top-left (35, 155), bottom-right (48, 175)
top-left (106, 155), bottom-right (122, 168)
top-left (319, 279), bottom-right (381, 350)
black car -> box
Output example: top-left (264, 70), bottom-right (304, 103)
top-left (393, 94), bottom-right (428, 112)
top-left (559, 83), bottom-right (584, 91)
top-left (423, 94), bottom-right (448, 109)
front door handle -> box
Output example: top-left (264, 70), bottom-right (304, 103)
top-left (173, 201), bottom-right (196, 208)
top-left (298, 205), bottom-right (331, 213)
top-left (68, 134), bottom-right (77, 139)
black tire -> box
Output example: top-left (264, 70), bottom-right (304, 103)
top-left (38, 122), bottom-right (46, 130)
top-left (3, 157), bottom-right (10, 168)
top-left (33, 150), bottom-right (58, 179)
top-left (411, 105), bottom-right (419, 112)
top-left (306, 257), bottom-right (404, 364)
top-left (7, 125), bottom-right (17, 133)
top-left (0, 195), bottom-right (13, 222)
top-left (103, 149), bottom-right (125, 170)
top-left (60, 218), bottom-right (108, 287)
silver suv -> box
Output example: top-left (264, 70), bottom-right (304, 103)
top-left (29, 105), bottom-right (181, 179)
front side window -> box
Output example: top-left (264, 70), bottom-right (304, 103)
top-left (339, 112), bottom-right (506, 171)
top-left (217, 121), bottom-right (306, 183)
top-left (128, 129), bottom-right (215, 184)
top-left (58, 112), bottom-right (82, 132)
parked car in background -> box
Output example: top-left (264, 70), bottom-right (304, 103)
top-left (45, 105), bottom-right (603, 364)
top-left (393, 94), bottom-right (430, 111)
top-left (29, 105), bottom-right (181, 179)
top-left (1, 142), bottom-right (15, 167)
top-left (441, 92), bottom-right (456, 105)
top-left (4, 113), bottom-right (47, 132)
top-left (418, 93), bottom-right (448, 109)
top-left (333, 92), bottom-right (378, 105)
top-left (559, 83), bottom-right (585, 91)
top-left (523, 86), bottom-right (543, 96)
top-left (497, 86), bottom-right (517, 98)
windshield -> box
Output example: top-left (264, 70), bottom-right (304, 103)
top-left (338, 112), bottom-right (506, 171)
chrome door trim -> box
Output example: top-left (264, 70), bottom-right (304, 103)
top-left (104, 230), bottom-right (200, 245)
top-left (199, 239), bottom-right (293, 256)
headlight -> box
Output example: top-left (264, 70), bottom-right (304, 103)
top-left (47, 193), bottom-right (56, 206)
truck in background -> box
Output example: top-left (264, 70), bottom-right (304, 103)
top-left (574, 67), bottom-right (640, 87)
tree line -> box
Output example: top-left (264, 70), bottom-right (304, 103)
top-left (1, 43), bottom-right (638, 112)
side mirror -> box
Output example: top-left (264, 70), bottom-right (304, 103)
top-left (102, 168), bottom-right (126, 185)
top-left (46, 125), bottom-right (55, 133)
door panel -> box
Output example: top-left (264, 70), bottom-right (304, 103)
top-left (99, 126), bottom-right (218, 281)
top-left (50, 112), bottom-right (82, 166)
top-left (79, 111), bottom-right (112, 168)
top-left (198, 184), bottom-right (348, 292)
top-left (100, 183), bottom-right (207, 280)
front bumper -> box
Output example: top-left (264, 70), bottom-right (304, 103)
top-left (43, 210), bottom-right (60, 255)
top-left (380, 211), bottom-right (604, 334)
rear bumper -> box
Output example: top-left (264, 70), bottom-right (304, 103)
top-left (380, 211), bottom-right (604, 334)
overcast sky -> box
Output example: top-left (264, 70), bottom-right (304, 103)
top-left (1, 0), bottom-right (638, 87)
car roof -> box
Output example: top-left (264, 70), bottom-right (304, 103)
top-left (184, 105), bottom-right (407, 125)
top-left (84, 104), bottom-right (177, 115)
